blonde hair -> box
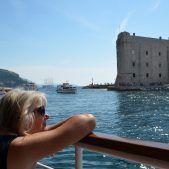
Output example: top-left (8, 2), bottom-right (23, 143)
top-left (0, 89), bottom-right (47, 135)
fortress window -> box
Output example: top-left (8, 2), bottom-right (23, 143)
top-left (146, 62), bottom-right (149, 67)
top-left (159, 52), bottom-right (161, 56)
top-left (132, 62), bottom-right (135, 67)
top-left (159, 73), bottom-right (162, 78)
top-left (133, 73), bottom-right (136, 77)
top-left (146, 73), bottom-right (149, 78)
top-left (146, 50), bottom-right (148, 55)
top-left (131, 50), bottom-right (135, 55)
top-left (159, 63), bottom-right (162, 67)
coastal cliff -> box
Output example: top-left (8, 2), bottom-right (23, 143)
top-left (0, 69), bottom-right (29, 87)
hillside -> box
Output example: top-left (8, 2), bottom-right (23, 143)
top-left (0, 69), bottom-right (29, 87)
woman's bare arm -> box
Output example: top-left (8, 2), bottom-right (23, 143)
top-left (45, 116), bottom-right (73, 131)
top-left (9, 114), bottom-right (96, 165)
top-left (45, 113), bottom-right (94, 130)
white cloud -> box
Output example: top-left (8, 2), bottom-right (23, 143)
top-left (60, 10), bottom-right (100, 32)
top-left (112, 12), bottom-right (132, 45)
top-left (150, 0), bottom-right (161, 11)
top-left (46, 3), bottom-right (99, 32)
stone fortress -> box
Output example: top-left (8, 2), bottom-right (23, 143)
top-left (115, 32), bottom-right (169, 90)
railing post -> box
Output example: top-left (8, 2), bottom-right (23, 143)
top-left (75, 145), bottom-right (83, 169)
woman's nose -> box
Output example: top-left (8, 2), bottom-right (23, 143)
top-left (44, 113), bottom-right (49, 120)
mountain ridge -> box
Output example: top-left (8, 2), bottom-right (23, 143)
top-left (0, 69), bottom-right (30, 87)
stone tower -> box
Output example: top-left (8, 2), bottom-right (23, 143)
top-left (115, 32), bottom-right (169, 90)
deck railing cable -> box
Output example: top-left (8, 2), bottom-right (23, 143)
top-left (36, 162), bottom-right (54, 169)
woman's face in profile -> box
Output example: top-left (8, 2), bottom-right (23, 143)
top-left (29, 106), bottom-right (49, 133)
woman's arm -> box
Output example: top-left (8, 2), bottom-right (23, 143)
top-left (9, 114), bottom-right (96, 165)
top-left (45, 116), bottom-right (73, 131)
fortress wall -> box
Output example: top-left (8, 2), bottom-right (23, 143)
top-left (115, 32), bottom-right (169, 89)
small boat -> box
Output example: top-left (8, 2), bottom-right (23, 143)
top-left (22, 82), bottom-right (38, 91)
top-left (56, 82), bottom-right (77, 94)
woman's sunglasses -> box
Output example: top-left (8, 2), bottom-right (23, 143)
top-left (34, 106), bottom-right (45, 116)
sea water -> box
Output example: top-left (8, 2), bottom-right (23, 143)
top-left (38, 87), bottom-right (169, 169)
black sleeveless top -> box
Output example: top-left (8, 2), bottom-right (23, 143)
top-left (0, 135), bottom-right (17, 169)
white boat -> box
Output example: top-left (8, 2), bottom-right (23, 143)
top-left (22, 82), bottom-right (38, 91)
top-left (56, 82), bottom-right (77, 94)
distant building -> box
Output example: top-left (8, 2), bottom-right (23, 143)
top-left (115, 32), bottom-right (169, 90)
top-left (43, 78), bottom-right (54, 88)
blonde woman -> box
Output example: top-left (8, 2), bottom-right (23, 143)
top-left (0, 89), bottom-right (96, 169)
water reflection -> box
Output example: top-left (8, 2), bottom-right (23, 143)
top-left (115, 91), bottom-right (169, 142)
top-left (39, 88), bottom-right (169, 169)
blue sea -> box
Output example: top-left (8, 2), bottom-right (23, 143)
top-left (38, 87), bottom-right (169, 169)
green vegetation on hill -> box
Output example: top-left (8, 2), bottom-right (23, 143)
top-left (0, 69), bottom-right (29, 87)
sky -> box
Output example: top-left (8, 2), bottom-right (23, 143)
top-left (0, 0), bottom-right (169, 86)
